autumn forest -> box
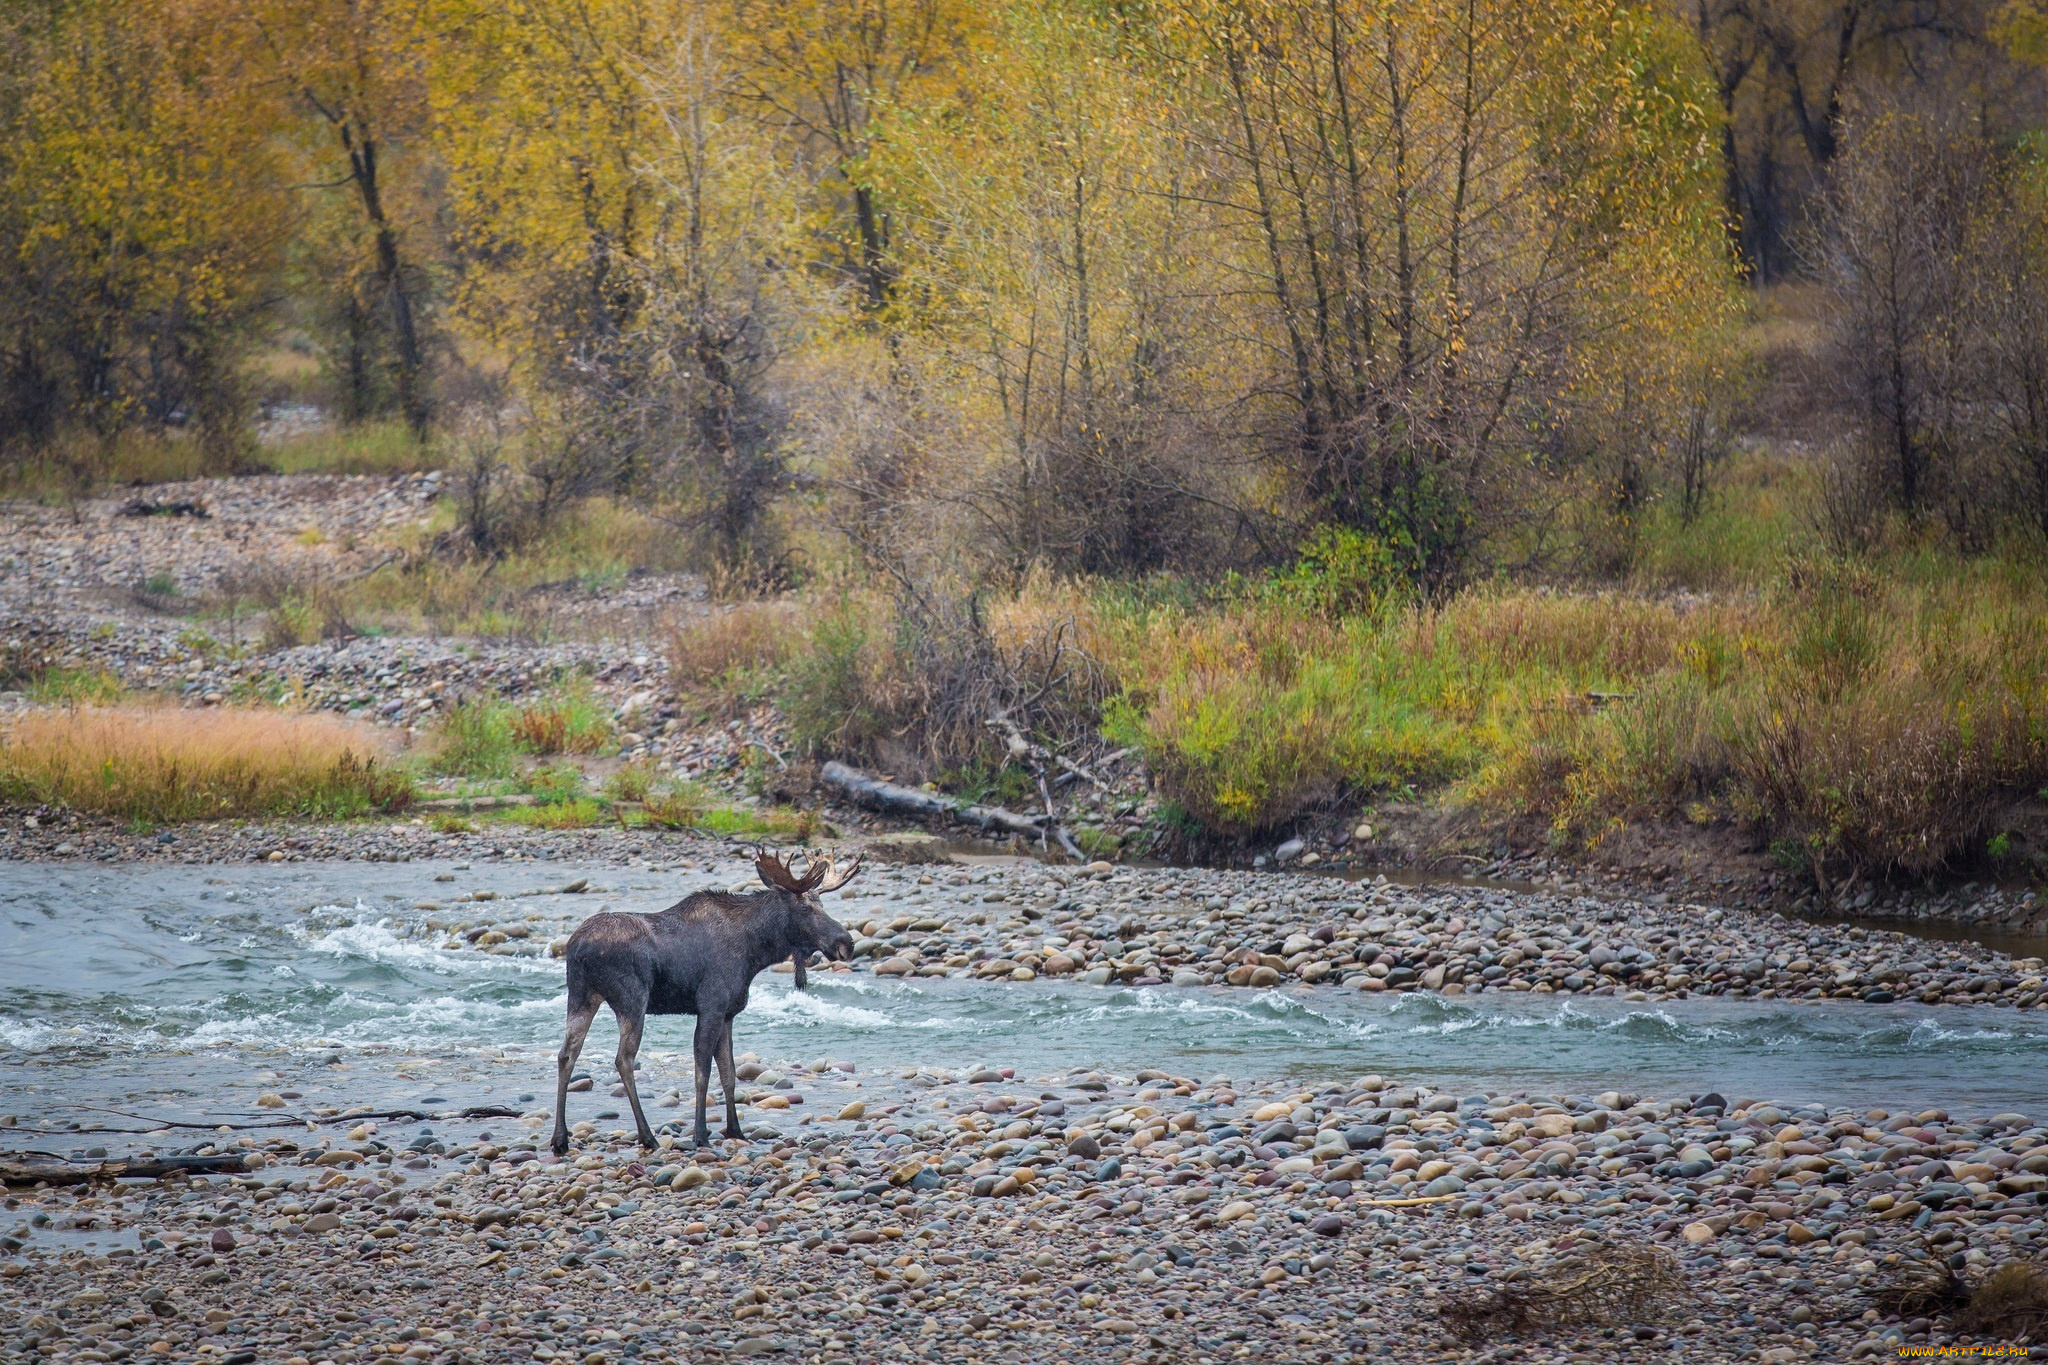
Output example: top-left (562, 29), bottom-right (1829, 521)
top-left (6, 0), bottom-right (2048, 884)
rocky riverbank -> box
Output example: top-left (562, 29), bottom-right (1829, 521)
top-left (6, 1061), bottom-right (2048, 1363)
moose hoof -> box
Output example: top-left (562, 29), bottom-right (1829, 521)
top-left (549, 1136), bottom-right (568, 1157)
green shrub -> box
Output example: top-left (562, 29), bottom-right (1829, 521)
top-left (428, 699), bottom-right (519, 778)
top-left (508, 797), bottom-right (604, 829)
top-left (602, 762), bottom-right (657, 804)
top-left (524, 761), bottom-right (587, 804)
top-left (1263, 525), bottom-right (1403, 616)
top-left (25, 666), bottom-right (125, 705)
top-left (509, 680), bottom-right (613, 755)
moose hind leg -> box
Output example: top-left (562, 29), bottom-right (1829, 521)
top-left (614, 1006), bottom-right (657, 1150)
top-left (716, 1020), bottom-right (744, 1141)
top-left (690, 1014), bottom-right (717, 1150)
top-left (550, 997), bottom-right (598, 1156)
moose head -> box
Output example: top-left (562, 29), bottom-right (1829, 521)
top-left (752, 848), bottom-right (860, 988)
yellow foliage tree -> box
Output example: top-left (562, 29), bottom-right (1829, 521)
top-left (728, 0), bottom-right (988, 311)
top-left (0, 0), bottom-right (288, 456)
top-left (245, 0), bottom-right (438, 435)
top-left (875, 0), bottom-right (1249, 574)
top-left (1168, 0), bottom-right (1742, 587)
top-left (426, 0), bottom-right (669, 390)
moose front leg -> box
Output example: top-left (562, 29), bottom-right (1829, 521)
top-left (715, 1019), bottom-right (745, 1141)
top-left (690, 1014), bottom-right (718, 1149)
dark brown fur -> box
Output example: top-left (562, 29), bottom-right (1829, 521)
top-left (550, 853), bottom-right (858, 1153)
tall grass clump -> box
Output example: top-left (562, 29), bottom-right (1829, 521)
top-left (1097, 534), bottom-right (2048, 879)
top-left (667, 601), bottom-right (798, 708)
top-left (0, 705), bottom-right (411, 820)
top-left (1099, 584), bottom-right (1738, 836)
top-left (1470, 559), bottom-right (2048, 877)
top-left (1103, 605), bottom-right (1466, 834)
top-left (1731, 566), bottom-right (2048, 877)
top-left (508, 680), bottom-right (613, 755)
top-left (428, 698), bottom-right (520, 778)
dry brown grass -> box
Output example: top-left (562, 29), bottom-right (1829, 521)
top-left (0, 705), bottom-right (411, 821)
top-left (667, 600), bottom-right (799, 692)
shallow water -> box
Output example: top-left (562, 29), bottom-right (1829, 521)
top-left (1792, 913), bottom-right (2048, 964)
top-left (6, 860), bottom-right (2048, 1157)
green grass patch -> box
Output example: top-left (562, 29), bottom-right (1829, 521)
top-left (427, 699), bottom-right (521, 779)
top-left (264, 421), bottom-right (437, 477)
top-left (506, 797), bottom-right (605, 830)
top-left (1091, 546), bottom-right (2048, 879)
top-left (629, 779), bottom-right (818, 840)
top-left (24, 666), bottom-right (125, 705)
top-left (509, 680), bottom-right (613, 756)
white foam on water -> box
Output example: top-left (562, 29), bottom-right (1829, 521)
top-left (293, 916), bottom-right (559, 977)
top-left (1082, 989), bottom-right (1269, 1027)
top-left (1903, 1016), bottom-right (2019, 1046)
top-left (184, 1007), bottom-right (307, 1047)
top-left (319, 994), bottom-right (567, 1050)
top-left (0, 1016), bottom-right (84, 1051)
top-left (749, 984), bottom-right (953, 1032)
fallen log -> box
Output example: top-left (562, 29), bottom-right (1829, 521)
top-left (821, 761), bottom-right (1054, 843)
top-left (1, 1153), bottom-right (248, 1185)
top-left (414, 794), bottom-right (537, 811)
top-left (83, 1103), bottom-right (524, 1133)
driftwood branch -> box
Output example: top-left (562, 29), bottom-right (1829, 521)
top-left (822, 761), bottom-right (1049, 841)
top-left (414, 794), bottom-right (537, 811)
top-left (84, 1104), bottom-right (522, 1133)
top-left (2, 1154), bottom-right (249, 1185)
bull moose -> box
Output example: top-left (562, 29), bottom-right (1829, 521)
top-left (551, 849), bottom-right (860, 1154)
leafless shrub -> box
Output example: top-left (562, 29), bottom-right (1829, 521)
top-left (781, 567), bottom-right (1112, 780)
top-left (1811, 104), bottom-right (1981, 523)
top-left (1811, 441), bottom-right (1890, 557)
top-left (240, 565), bottom-right (354, 650)
top-left (1872, 1250), bottom-right (1972, 1319)
top-left (1441, 1240), bottom-right (1687, 1340)
top-left (1955, 1260), bottom-right (2048, 1343)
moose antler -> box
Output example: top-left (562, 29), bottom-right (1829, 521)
top-left (755, 848), bottom-right (827, 894)
top-left (813, 853), bottom-right (864, 893)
